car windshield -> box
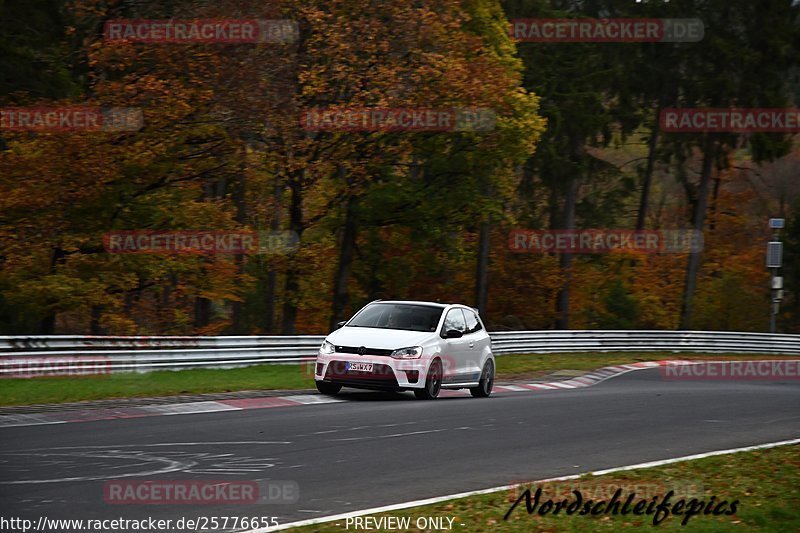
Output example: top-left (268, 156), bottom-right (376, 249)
top-left (346, 303), bottom-right (444, 332)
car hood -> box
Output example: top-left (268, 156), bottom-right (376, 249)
top-left (327, 327), bottom-right (433, 349)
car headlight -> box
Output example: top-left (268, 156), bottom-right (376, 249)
top-left (319, 340), bottom-right (335, 355)
top-left (390, 346), bottom-right (423, 359)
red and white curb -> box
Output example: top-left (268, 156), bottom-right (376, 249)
top-left (0, 395), bottom-right (345, 428)
top-left (436, 360), bottom-right (662, 397)
top-left (0, 360), bottom-right (791, 428)
top-left (496, 360), bottom-right (662, 392)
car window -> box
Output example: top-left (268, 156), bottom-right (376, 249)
top-left (464, 309), bottom-right (482, 333)
top-left (442, 308), bottom-right (467, 334)
top-left (348, 303), bottom-right (444, 332)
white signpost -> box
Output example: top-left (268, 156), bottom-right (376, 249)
top-left (767, 219), bottom-right (784, 333)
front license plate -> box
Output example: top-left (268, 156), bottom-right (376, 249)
top-left (346, 362), bottom-right (373, 372)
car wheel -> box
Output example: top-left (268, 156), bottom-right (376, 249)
top-left (414, 359), bottom-right (442, 400)
top-left (316, 381), bottom-right (342, 396)
top-left (470, 359), bottom-right (494, 398)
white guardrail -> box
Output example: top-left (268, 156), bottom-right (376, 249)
top-left (0, 330), bottom-right (798, 375)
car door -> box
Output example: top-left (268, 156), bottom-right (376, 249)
top-left (462, 308), bottom-right (489, 380)
top-left (439, 308), bottom-right (470, 383)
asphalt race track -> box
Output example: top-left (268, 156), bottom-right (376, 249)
top-left (1, 367), bottom-right (799, 530)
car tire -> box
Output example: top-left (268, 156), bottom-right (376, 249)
top-left (470, 359), bottom-right (494, 398)
top-left (414, 359), bottom-right (442, 400)
top-left (316, 381), bottom-right (342, 396)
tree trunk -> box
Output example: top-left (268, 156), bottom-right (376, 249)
top-left (156, 279), bottom-right (169, 331)
top-left (555, 133), bottom-right (584, 330)
top-left (708, 159), bottom-right (724, 231)
top-left (636, 103), bottom-right (662, 231)
top-left (194, 296), bottom-right (211, 329)
top-left (40, 246), bottom-right (65, 334)
top-left (281, 171), bottom-right (304, 334)
top-left (281, 274), bottom-right (298, 334)
top-left (330, 195), bottom-right (358, 331)
top-left (548, 186), bottom-right (560, 230)
top-left (475, 177), bottom-right (493, 316)
top-left (230, 168), bottom-right (247, 334)
top-left (475, 219), bottom-right (490, 316)
top-left (679, 135), bottom-right (717, 329)
top-left (263, 179), bottom-right (284, 333)
top-left (90, 305), bottom-right (104, 335)
top-left (40, 314), bottom-right (56, 335)
top-left (555, 175), bottom-right (578, 329)
top-left (263, 269), bottom-right (277, 333)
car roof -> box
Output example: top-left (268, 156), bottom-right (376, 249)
top-left (369, 300), bottom-right (449, 309)
top-left (368, 300), bottom-right (477, 311)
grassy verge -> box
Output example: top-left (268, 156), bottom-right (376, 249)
top-left (1, 352), bottom-right (797, 406)
top-left (0, 363), bottom-right (314, 406)
top-left (289, 443), bottom-right (800, 532)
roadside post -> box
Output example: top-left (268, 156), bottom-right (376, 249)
top-left (766, 218), bottom-right (784, 333)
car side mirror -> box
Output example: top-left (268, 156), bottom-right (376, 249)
top-left (444, 329), bottom-right (463, 339)
top-left (334, 321), bottom-right (347, 331)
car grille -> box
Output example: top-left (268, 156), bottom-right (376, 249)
top-left (335, 345), bottom-right (394, 356)
top-left (325, 361), bottom-right (399, 389)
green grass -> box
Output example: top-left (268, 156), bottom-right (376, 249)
top-left (1, 352), bottom-right (797, 406)
top-left (0, 363), bottom-right (315, 406)
top-left (290, 444), bottom-right (800, 532)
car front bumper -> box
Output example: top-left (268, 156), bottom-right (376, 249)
top-left (314, 353), bottom-right (429, 390)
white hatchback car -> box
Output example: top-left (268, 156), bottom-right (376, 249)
top-left (314, 300), bottom-right (495, 400)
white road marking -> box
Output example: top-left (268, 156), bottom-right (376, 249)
top-left (331, 428), bottom-right (451, 442)
top-left (143, 401), bottom-right (241, 415)
top-left (288, 395), bottom-right (344, 404)
top-left (0, 416), bottom-right (67, 428)
top-left (591, 437), bottom-right (800, 475)
top-left (0, 442), bottom-right (288, 484)
top-left (301, 421), bottom-right (416, 437)
top-left (500, 385), bottom-right (529, 392)
top-left (0, 452), bottom-right (188, 484)
top-left (23, 441), bottom-right (292, 450)
top-left (251, 437), bottom-right (800, 532)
